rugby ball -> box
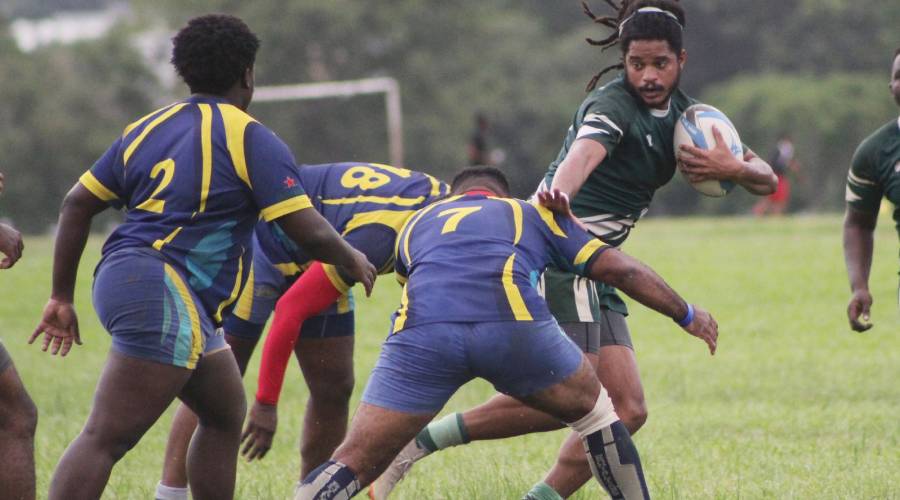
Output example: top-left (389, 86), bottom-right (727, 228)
top-left (673, 103), bottom-right (742, 197)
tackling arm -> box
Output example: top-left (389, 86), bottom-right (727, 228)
top-left (842, 207), bottom-right (877, 332)
top-left (549, 139), bottom-right (608, 199)
top-left (588, 247), bottom-right (718, 354)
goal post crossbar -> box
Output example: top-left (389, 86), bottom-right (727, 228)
top-left (254, 77), bottom-right (404, 167)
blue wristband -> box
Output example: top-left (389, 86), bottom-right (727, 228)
top-left (676, 303), bottom-right (694, 327)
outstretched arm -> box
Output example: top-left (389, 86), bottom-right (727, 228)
top-left (549, 139), bottom-right (608, 199)
top-left (30, 184), bottom-right (108, 355)
top-left (241, 262), bottom-right (344, 460)
top-left (589, 248), bottom-right (718, 354)
top-left (843, 207), bottom-right (877, 332)
top-left (679, 127), bottom-right (778, 195)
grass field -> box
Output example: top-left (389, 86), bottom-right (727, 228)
top-left (2, 214), bottom-right (899, 499)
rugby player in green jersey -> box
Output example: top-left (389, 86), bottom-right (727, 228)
top-left (372, 2), bottom-right (777, 499)
top-left (843, 48), bottom-right (900, 332)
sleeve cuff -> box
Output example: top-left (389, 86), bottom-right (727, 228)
top-left (260, 195), bottom-right (314, 222)
top-left (79, 171), bottom-right (119, 202)
top-left (322, 263), bottom-right (353, 294)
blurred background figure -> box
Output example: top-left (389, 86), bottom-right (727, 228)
top-left (753, 134), bottom-right (801, 216)
top-left (467, 113), bottom-right (490, 166)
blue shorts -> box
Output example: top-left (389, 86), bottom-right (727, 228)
top-left (223, 248), bottom-right (354, 341)
top-left (92, 248), bottom-right (227, 369)
top-left (361, 319), bottom-right (584, 414)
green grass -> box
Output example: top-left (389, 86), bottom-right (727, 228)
top-left (2, 214), bottom-right (899, 499)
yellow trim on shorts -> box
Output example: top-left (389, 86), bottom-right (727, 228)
top-left (162, 263), bottom-right (203, 369)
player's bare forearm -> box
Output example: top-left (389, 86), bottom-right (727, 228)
top-left (549, 139), bottom-right (607, 199)
top-left (588, 248), bottom-right (688, 321)
top-left (276, 209), bottom-right (357, 266)
top-left (275, 209), bottom-right (376, 294)
top-left (51, 184), bottom-right (108, 302)
top-left (842, 207), bottom-right (876, 293)
top-left (735, 149), bottom-right (778, 195)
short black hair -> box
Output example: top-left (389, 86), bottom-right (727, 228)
top-left (171, 14), bottom-right (260, 95)
top-left (450, 166), bottom-right (510, 197)
top-left (582, 0), bottom-right (685, 91)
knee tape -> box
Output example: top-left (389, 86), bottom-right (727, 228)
top-left (567, 387), bottom-right (619, 438)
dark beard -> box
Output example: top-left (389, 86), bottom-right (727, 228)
top-left (624, 69), bottom-right (681, 108)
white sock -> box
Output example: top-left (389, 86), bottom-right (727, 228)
top-left (155, 481), bottom-right (189, 500)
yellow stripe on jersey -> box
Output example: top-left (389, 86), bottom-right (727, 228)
top-left (427, 175), bottom-right (445, 197)
top-left (502, 253), bottom-right (533, 321)
top-left (574, 239), bottom-right (606, 267)
top-left (214, 254), bottom-right (243, 323)
top-left (260, 195), bottom-right (314, 222)
top-left (79, 171), bottom-right (119, 202)
top-left (198, 104), bottom-right (213, 213)
top-left (322, 195), bottom-right (427, 207)
top-left (498, 199), bottom-right (523, 244)
top-left (322, 264), bottom-right (352, 294)
top-left (342, 210), bottom-right (417, 235)
top-left (368, 163), bottom-right (412, 177)
top-left (218, 103), bottom-right (258, 188)
top-left (532, 203), bottom-right (568, 238)
top-left (153, 226), bottom-right (183, 251)
top-left (275, 262), bottom-right (303, 277)
top-left (393, 284), bottom-right (410, 333)
top-left (233, 263), bottom-right (256, 321)
top-left (122, 103), bottom-right (172, 138)
top-left (123, 104), bottom-right (187, 166)
top-left (162, 263), bottom-right (203, 369)
top-left (400, 196), bottom-right (461, 264)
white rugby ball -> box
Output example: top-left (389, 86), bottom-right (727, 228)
top-left (673, 103), bottom-right (742, 197)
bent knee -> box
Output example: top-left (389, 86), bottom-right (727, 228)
top-left (307, 374), bottom-right (355, 406)
top-left (614, 400), bottom-right (647, 433)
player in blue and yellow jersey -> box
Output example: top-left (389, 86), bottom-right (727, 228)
top-left (375, 3), bottom-right (777, 499)
top-left (28, 16), bottom-right (375, 500)
top-left (296, 167), bottom-right (719, 500)
top-left (844, 47), bottom-right (900, 332)
top-left (156, 162), bottom-right (448, 496)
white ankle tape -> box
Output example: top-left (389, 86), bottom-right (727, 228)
top-left (567, 387), bottom-right (619, 437)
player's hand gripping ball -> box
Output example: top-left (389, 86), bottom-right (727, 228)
top-left (674, 103), bottom-right (742, 197)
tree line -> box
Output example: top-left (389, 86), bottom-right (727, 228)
top-left (0, 0), bottom-right (897, 231)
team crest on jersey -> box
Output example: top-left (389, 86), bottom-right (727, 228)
top-left (894, 161), bottom-right (900, 173)
top-left (283, 176), bottom-right (298, 188)
top-left (646, 134), bottom-right (654, 147)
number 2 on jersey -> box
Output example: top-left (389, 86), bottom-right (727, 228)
top-left (136, 159), bottom-right (175, 213)
top-left (437, 206), bottom-right (482, 234)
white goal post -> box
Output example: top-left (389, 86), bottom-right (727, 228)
top-left (254, 77), bottom-right (404, 167)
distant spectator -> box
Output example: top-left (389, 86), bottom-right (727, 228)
top-left (467, 113), bottom-right (490, 166)
top-left (753, 134), bottom-right (801, 216)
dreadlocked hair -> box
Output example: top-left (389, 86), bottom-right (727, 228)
top-left (582, 0), bottom-right (685, 92)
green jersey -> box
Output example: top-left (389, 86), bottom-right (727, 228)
top-left (539, 77), bottom-right (696, 321)
top-left (845, 117), bottom-right (900, 244)
top-left (543, 76), bottom-right (697, 246)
